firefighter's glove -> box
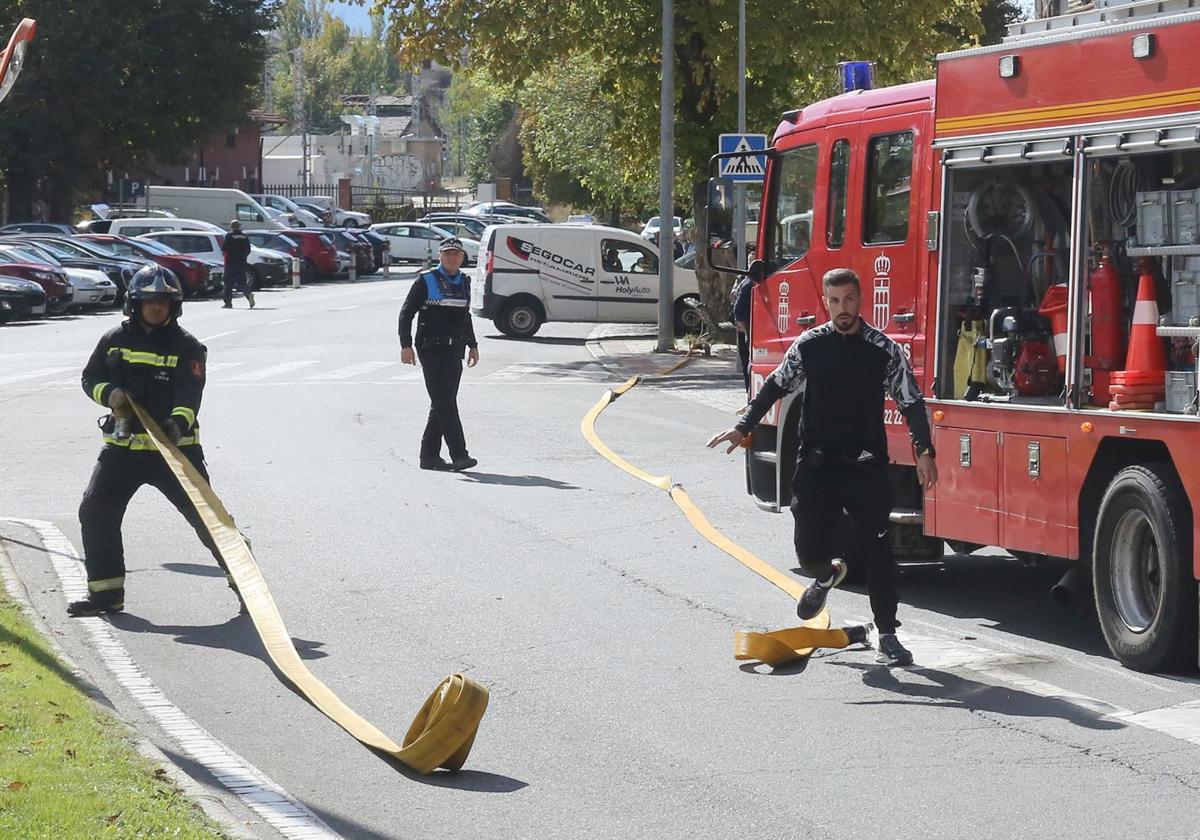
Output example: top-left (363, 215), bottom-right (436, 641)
top-left (163, 418), bottom-right (182, 445)
top-left (107, 388), bottom-right (128, 411)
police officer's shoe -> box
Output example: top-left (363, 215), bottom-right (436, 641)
top-left (222, 302), bottom-right (232, 309)
top-left (796, 559), bottom-right (847, 621)
top-left (876, 633), bottom-right (914, 666)
top-left (420, 457), bottom-right (452, 471)
top-left (450, 456), bottom-right (478, 472)
top-left (67, 593), bottom-right (125, 617)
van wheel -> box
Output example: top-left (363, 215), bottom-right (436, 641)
top-left (674, 295), bottom-right (702, 335)
top-left (247, 267), bottom-right (261, 291)
top-left (1093, 463), bottom-right (1196, 672)
top-left (499, 300), bottom-right (543, 337)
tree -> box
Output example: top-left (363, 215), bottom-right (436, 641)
top-left (0, 0), bottom-right (274, 220)
top-left (437, 72), bottom-right (516, 188)
top-left (385, 0), bottom-right (986, 333)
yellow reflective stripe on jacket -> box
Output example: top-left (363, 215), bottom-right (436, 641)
top-left (91, 382), bottom-right (110, 405)
top-left (88, 577), bottom-right (124, 592)
top-left (172, 406), bottom-right (196, 427)
top-left (107, 348), bottom-right (180, 367)
top-left (103, 431), bottom-right (199, 450)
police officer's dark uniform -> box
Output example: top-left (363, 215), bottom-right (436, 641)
top-left (221, 220), bottom-right (254, 309)
top-left (68, 265), bottom-right (235, 616)
top-left (722, 271), bottom-right (936, 665)
top-left (398, 238), bottom-right (479, 471)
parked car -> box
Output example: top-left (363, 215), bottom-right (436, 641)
top-left (0, 222), bottom-right (77, 235)
top-left (105, 217), bottom-right (225, 238)
top-left (10, 235), bottom-right (144, 304)
top-left (144, 186), bottom-right (286, 231)
top-left (0, 243), bottom-right (117, 310)
top-left (311, 227), bottom-right (374, 275)
top-left (250, 194), bottom-right (323, 228)
top-left (417, 214), bottom-right (490, 239)
top-left (136, 231), bottom-right (290, 290)
top-left (77, 233), bottom-right (222, 297)
top-left (639, 215), bottom-right (683, 242)
top-left (368, 222), bottom-right (480, 265)
top-left (273, 229), bottom-right (340, 282)
top-left (356, 228), bottom-right (389, 268)
top-left (0, 255), bottom-right (72, 315)
top-left (291, 195), bottom-right (371, 227)
top-left (471, 223), bottom-right (702, 337)
top-left (243, 231), bottom-right (301, 258)
top-left (464, 202), bottom-right (551, 223)
top-left (0, 275), bottom-right (47, 322)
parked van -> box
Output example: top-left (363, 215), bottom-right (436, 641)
top-left (472, 223), bottom-right (702, 337)
top-left (144, 186), bottom-right (286, 231)
top-left (106, 217), bottom-right (224, 238)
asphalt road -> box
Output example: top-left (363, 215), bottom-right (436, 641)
top-left (2, 276), bottom-right (1200, 840)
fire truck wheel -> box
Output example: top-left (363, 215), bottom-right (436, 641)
top-left (1093, 463), bottom-right (1197, 672)
top-left (498, 298), bottom-right (543, 337)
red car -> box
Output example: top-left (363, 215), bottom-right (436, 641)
top-left (77, 233), bottom-right (220, 297)
top-left (280, 230), bottom-right (339, 281)
top-left (0, 260), bottom-right (72, 315)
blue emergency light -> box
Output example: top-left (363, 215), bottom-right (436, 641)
top-left (839, 61), bottom-right (874, 92)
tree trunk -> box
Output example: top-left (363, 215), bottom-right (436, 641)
top-left (691, 177), bottom-right (737, 343)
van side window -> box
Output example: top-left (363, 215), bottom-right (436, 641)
top-left (770, 144), bottom-right (817, 267)
top-left (601, 239), bottom-right (657, 274)
top-left (863, 131), bottom-right (914, 244)
top-left (236, 204), bottom-right (262, 222)
top-left (826, 139), bottom-right (850, 248)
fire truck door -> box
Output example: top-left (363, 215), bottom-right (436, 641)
top-left (930, 427), bottom-right (1000, 546)
top-left (999, 434), bottom-right (1069, 557)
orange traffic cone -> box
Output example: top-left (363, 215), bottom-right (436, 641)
top-left (1123, 260), bottom-right (1167, 374)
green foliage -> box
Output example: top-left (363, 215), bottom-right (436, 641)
top-left (0, 0), bottom-right (274, 219)
top-left (438, 73), bottom-right (516, 187)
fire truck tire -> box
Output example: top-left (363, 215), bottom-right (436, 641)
top-left (1093, 463), bottom-right (1197, 672)
top-left (498, 298), bottom-right (543, 337)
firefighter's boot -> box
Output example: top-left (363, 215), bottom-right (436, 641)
top-left (67, 590), bottom-right (125, 617)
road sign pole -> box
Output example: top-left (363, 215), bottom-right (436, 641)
top-left (734, 0), bottom-right (747, 271)
top-left (657, 0), bottom-right (675, 353)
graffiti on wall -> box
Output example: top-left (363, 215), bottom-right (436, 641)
top-left (375, 154), bottom-right (424, 191)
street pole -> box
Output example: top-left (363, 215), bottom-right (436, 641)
top-left (733, 0), bottom-right (747, 271)
top-left (656, 0), bottom-right (675, 353)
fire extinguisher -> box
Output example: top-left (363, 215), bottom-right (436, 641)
top-left (1085, 243), bottom-right (1124, 403)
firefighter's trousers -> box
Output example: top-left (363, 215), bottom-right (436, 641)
top-left (78, 445), bottom-right (225, 593)
top-left (790, 451), bottom-right (899, 633)
top-left (417, 343), bottom-right (469, 461)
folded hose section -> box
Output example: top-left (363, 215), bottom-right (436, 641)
top-left (129, 400), bottom-right (487, 774)
top-left (581, 358), bottom-right (854, 667)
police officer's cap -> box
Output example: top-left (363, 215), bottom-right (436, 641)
top-left (439, 237), bottom-right (466, 254)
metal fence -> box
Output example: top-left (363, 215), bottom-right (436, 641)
top-left (261, 184), bottom-right (338, 200)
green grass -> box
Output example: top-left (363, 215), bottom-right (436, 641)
top-left (0, 594), bottom-right (227, 838)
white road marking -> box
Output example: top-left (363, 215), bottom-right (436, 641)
top-left (1, 518), bottom-right (338, 840)
top-left (200, 331), bottom-right (238, 342)
top-left (0, 365), bottom-right (77, 386)
top-left (205, 361), bottom-right (246, 373)
top-left (224, 361), bottom-right (319, 382)
top-left (306, 361), bottom-right (396, 381)
top-left (331, 305), bottom-right (359, 311)
top-left (269, 318), bottom-right (295, 325)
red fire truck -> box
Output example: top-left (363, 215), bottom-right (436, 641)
top-left (714, 0), bottom-right (1200, 672)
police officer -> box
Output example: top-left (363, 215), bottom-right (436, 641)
top-left (221, 219), bottom-right (254, 309)
top-left (399, 237), bottom-right (480, 471)
top-left (708, 268), bottom-right (937, 665)
top-left (68, 265), bottom-right (239, 616)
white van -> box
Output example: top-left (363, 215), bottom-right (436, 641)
top-left (106, 217), bottom-right (225, 238)
top-left (471, 223), bottom-right (702, 337)
top-left (144, 186), bottom-right (286, 231)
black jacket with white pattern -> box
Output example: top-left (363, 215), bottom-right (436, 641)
top-left (735, 318), bottom-right (933, 464)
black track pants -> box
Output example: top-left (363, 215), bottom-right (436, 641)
top-left (417, 344), bottom-right (469, 460)
top-left (78, 445), bottom-right (224, 588)
top-left (789, 454), bottom-right (899, 633)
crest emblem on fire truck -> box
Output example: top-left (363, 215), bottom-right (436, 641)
top-left (872, 253), bottom-right (892, 329)
top-left (777, 281), bottom-right (790, 333)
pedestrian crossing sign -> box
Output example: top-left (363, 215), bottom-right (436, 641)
top-left (718, 134), bottom-right (768, 182)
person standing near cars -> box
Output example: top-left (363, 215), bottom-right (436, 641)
top-left (221, 219), bottom-right (254, 309)
top-left (399, 238), bottom-right (480, 472)
top-left (68, 265), bottom-right (242, 616)
top-left (707, 268), bottom-right (937, 666)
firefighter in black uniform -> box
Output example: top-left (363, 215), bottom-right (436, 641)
top-left (68, 265), bottom-right (239, 616)
top-left (708, 268), bottom-right (938, 665)
top-left (398, 237), bottom-right (480, 471)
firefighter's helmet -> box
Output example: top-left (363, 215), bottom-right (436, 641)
top-left (124, 264), bottom-right (183, 319)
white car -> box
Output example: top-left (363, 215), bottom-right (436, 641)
top-left (135, 231), bottom-right (292, 289)
top-left (252, 194), bottom-right (323, 228)
top-left (292, 196), bottom-right (371, 227)
top-left (639, 215), bottom-right (683, 242)
top-left (0, 243), bottom-right (117, 309)
top-left (368, 222), bottom-right (480, 265)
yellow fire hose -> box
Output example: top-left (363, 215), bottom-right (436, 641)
top-left (129, 400), bottom-right (488, 774)
top-left (581, 356), bottom-right (856, 667)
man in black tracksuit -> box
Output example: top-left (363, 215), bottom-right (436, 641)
top-left (221, 219), bottom-right (255, 309)
top-left (68, 265), bottom-right (239, 616)
top-left (399, 237), bottom-right (480, 472)
top-left (709, 268), bottom-right (938, 665)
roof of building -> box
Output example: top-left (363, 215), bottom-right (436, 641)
top-left (339, 94), bottom-right (413, 109)
top-left (249, 109), bottom-right (288, 125)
